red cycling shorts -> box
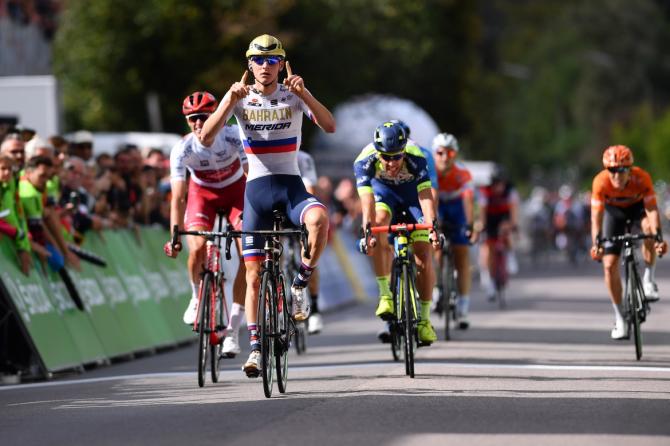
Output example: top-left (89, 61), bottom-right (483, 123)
top-left (184, 177), bottom-right (245, 231)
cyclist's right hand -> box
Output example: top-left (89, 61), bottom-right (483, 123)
top-left (590, 244), bottom-right (604, 262)
top-left (357, 235), bottom-right (377, 255)
top-left (164, 240), bottom-right (182, 258)
top-left (228, 71), bottom-right (250, 102)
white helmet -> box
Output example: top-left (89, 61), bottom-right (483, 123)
top-left (432, 132), bottom-right (459, 152)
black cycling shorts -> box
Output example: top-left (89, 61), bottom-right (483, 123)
top-left (602, 201), bottom-right (645, 255)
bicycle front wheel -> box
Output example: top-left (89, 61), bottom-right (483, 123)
top-left (276, 272), bottom-right (290, 393)
top-left (210, 274), bottom-right (225, 383)
top-left (402, 264), bottom-right (415, 378)
top-left (259, 270), bottom-right (275, 398)
top-left (628, 262), bottom-right (643, 360)
top-left (197, 273), bottom-right (212, 388)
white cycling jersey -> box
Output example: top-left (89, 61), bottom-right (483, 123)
top-left (226, 84), bottom-right (313, 182)
top-left (170, 124), bottom-right (247, 188)
top-left (297, 151), bottom-right (317, 188)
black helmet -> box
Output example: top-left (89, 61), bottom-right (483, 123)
top-left (490, 164), bottom-right (507, 183)
top-left (373, 121), bottom-right (407, 154)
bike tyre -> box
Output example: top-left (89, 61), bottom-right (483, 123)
top-left (403, 263), bottom-right (415, 378)
top-left (259, 270), bottom-right (275, 398)
top-left (210, 274), bottom-right (224, 383)
top-left (276, 273), bottom-right (290, 393)
top-left (197, 273), bottom-right (211, 388)
top-left (629, 263), bottom-right (643, 360)
top-left (390, 263), bottom-right (402, 362)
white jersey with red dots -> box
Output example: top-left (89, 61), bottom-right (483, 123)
top-left (170, 124), bottom-right (247, 188)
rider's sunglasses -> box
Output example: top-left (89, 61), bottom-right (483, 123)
top-left (250, 55), bottom-right (283, 66)
top-left (607, 166), bottom-right (630, 174)
top-left (379, 152), bottom-right (404, 161)
top-left (434, 149), bottom-right (456, 158)
top-left (186, 113), bottom-right (210, 123)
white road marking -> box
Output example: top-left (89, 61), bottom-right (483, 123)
top-left (2, 360), bottom-right (670, 392)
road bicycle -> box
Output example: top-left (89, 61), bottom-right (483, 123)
top-left (172, 215), bottom-right (230, 388)
top-left (283, 235), bottom-right (308, 354)
top-left (599, 228), bottom-right (657, 360)
top-left (435, 223), bottom-right (458, 341)
top-left (365, 220), bottom-right (435, 378)
top-left (488, 225), bottom-right (512, 309)
top-left (225, 210), bottom-right (310, 398)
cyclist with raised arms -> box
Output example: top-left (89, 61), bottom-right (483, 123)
top-left (432, 132), bottom-right (477, 328)
top-left (590, 145), bottom-right (667, 339)
top-left (164, 91), bottom-right (248, 358)
top-left (297, 150), bottom-right (324, 334)
top-left (354, 121), bottom-right (440, 345)
top-left (199, 34), bottom-right (336, 377)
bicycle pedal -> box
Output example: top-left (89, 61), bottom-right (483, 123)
top-left (417, 341), bottom-right (432, 348)
top-left (378, 313), bottom-right (395, 322)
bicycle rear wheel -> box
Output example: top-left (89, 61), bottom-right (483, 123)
top-left (441, 257), bottom-right (456, 340)
top-left (197, 273), bottom-right (212, 388)
top-left (494, 246), bottom-right (507, 309)
top-left (402, 264), bottom-right (415, 378)
top-left (210, 274), bottom-right (225, 383)
top-left (259, 270), bottom-right (275, 398)
top-left (628, 263), bottom-right (643, 360)
top-left (276, 272), bottom-right (290, 393)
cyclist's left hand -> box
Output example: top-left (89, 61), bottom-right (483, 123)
top-left (655, 240), bottom-right (668, 256)
top-left (283, 61), bottom-right (305, 96)
top-left (164, 240), bottom-right (181, 258)
top-left (429, 229), bottom-right (440, 249)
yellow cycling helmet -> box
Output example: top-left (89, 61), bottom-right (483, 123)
top-left (246, 34), bottom-right (286, 58)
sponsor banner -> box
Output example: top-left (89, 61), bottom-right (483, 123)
top-left (0, 237), bottom-right (83, 372)
top-left (135, 228), bottom-right (193, 342)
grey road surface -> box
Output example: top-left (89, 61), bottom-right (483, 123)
top-left (2, 258), bottom-right (670, 446)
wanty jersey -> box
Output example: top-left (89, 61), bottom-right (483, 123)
top-left (170, 125), bottom-right (247, 189)
top-left (228, 85), bottom-right (313, 182)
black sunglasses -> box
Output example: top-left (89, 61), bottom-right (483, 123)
top-left (186, 113), bottom-right (210, 123)
top-left (607, 166), bottom-right (630, 174)
top-left (379, 152), bottom-right (404, 161)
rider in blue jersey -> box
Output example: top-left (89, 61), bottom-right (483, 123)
top-left (354, 121), bottom-right (440, 344)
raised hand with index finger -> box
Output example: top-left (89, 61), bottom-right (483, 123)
top-left (229, 71), bottom-right (250, 102)
top-left (283, 61), bottom-right (305, 96)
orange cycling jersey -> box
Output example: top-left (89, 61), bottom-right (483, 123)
top-left (591, 166), bottom-right (657, 211)
top-left (436, 162), bottom-right (474, 201)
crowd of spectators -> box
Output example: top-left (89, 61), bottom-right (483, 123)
top-left (0, 124), bottom-right (171, 275)
top-left (0, 0), bottom-right (60, 39)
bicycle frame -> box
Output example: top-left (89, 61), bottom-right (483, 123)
top-left (369, 222), bottom-right (432, 378)
top-left (601, 231), bottom-right (654, 360)
top-left (223, 214), bottom-right (309, 398)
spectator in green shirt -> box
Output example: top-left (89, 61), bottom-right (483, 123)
top-left (0, 154), bottom-right (31, 274)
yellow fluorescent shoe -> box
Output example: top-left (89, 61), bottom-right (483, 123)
top-left (418, 320), bottom-right (437, 343)
top-left (375, 296), bottom-right (394, 318)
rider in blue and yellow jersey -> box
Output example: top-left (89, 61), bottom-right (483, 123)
top-left (354, 121), bottom-right (440, 344)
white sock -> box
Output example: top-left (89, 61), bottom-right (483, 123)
top-left (228, 303), bottom-right (245, 333)
top-left (644, 264), bottom-right (656, 283)
top-left (457, 295), bottom-right (470, 315)
top-left (612, 302), bottom-right (624, 322)
top-left (191, 282), bottom-right (199, 300)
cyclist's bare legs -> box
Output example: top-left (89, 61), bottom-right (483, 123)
top-left (454, 244), bottom-right (471, 296)
top-left (186, 228), bottom-right (208, 292)
top-left (232, 238), bottom-right (247, 306)
top-left (244, 259), bottom-right (262, 328)
top-left (602, 254), bottom-right (622, 305)
top-left (371, 210), bottom-right (392, 276)
top-left (301, 206), bottom-right (329, 267)
top-left (413, 241), bottom-right (435, 303)
top-left (641, 216), bottom-right (657, 265)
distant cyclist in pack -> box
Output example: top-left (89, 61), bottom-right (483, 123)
top-left (590, 145), bottom-right (667, 339)
top-left (478, 164), bottom-right (520, 300)
top-left (165, 91), bottom-right (248, 358)
top-left (432, 132), bottom-right (477, 328)
top-left (354, 120), bottom-right (440, 345)
top-left (199, 34), bottom-right (336, 376)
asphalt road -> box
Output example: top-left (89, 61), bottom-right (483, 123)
top-left (2, 256), bottom-right (670, 445)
